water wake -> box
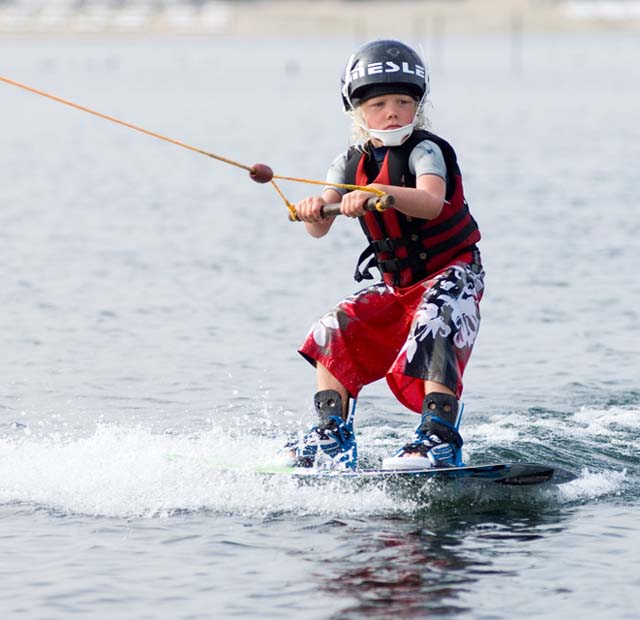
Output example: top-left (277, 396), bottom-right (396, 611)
top-left (0, 400), bottom-right (636, 518)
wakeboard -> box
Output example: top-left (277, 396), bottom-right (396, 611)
top-left (256, 462), bottom-right (578, 489)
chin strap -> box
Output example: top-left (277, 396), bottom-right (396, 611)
top-left (360, 89), bottom-right (427, 147)
top-left (366, 121), bottom-right (416, 147)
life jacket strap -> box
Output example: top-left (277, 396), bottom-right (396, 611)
top-left (378, 256), bottom-right (412, 274)
top-left (370, 236), bottom-right (410, 253)
top-left (354, 245), bottom-right (376, 282)
top-left (354, 242), bottom-right (430, 283)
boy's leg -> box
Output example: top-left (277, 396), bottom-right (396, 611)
top-left (316, 363), bottom-right (350, 419)
top-left (283, 364), bottom-right (357, 469)
top-left (383, 387), bottom-right (464, 469)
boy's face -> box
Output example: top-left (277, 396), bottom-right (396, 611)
top-left (361, 93), bottom-right (418, 132)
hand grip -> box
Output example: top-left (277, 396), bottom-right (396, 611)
top-left (289, 194), bottom-right (394, 222)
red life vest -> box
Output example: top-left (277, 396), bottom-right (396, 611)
top-left (344, 130), bottom-right (481, 287)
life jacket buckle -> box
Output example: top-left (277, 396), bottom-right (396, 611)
top-left (371, 237), bottom-right (407, 253)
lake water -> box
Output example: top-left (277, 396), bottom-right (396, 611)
top-left (1, 32), bottom-right (639, 619)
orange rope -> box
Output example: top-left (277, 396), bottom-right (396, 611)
top-left (269, 179), bottom-right (297, 219)
top-left (0, 76), bottom-right (253, 172)
top-left (273, 174), bottom-right (385, 197)
top-left (0, 75), bottom-right (385, 212)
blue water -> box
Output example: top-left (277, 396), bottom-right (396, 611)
top-left (1, 33), bottom-right (639, 619)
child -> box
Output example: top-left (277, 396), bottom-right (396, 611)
top-left (286, 40), bottom-right (484, 471)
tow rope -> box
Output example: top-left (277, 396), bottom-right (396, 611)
top-left (0, 76), bottom-right (388, 221)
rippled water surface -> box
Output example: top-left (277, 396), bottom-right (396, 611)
top-left (1, 33), bottom-right (639, 619)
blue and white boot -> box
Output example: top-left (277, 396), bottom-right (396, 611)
top-left (285, 390), bottom-right (357, 470)
top-left (382, 392), bottom-right (464, 470)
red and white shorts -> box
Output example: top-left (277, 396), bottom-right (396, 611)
top-left (299, 257), bottom-right (485, 413)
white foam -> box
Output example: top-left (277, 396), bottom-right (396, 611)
top-left (469, 420), bottom-right (521, 444)
top-left (558, 468), bottom-right (628, 502)
top-left (0, 424), bottom-right (410, 518)
top-left (571, 405), bottom-right (640, 435)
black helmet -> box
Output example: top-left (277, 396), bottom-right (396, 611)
top-left (341, 39), bottom-right (429, 111)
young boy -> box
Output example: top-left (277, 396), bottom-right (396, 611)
top-left (287, 40), bottom-right (484, 471)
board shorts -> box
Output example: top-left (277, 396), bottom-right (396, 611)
top-left (299, 254), bottom-right (485, 413)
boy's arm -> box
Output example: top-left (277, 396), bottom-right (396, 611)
top-left (295, 188), bottom-right (344, 238)
top-left (340, 174), bottom-right (446, 220)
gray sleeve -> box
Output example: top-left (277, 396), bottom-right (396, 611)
top-left (408, 140), bottom-right (447, 183)
top-left (324, 152), bottom-right (349, 196)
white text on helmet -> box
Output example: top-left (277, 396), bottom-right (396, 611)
top-left (348, 61), bottom-right (425, 83)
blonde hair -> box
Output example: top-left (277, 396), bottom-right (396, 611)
top-left (348, 99), bottom-right (432, 149)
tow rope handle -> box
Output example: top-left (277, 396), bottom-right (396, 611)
top-left (289, 194), bottom-right (395, 222)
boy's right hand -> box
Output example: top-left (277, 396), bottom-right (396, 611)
top-left (294, 196), bottom-right (327, 223)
